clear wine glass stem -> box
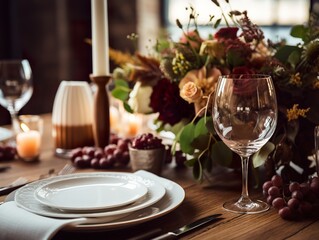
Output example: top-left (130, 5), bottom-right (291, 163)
top-left (8, 108), bottom-right (19, 135)
top-left (240, 155), bottom-right (250, 202)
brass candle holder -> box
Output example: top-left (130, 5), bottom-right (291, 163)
top-left (89, 74), bottom-right (111, 148)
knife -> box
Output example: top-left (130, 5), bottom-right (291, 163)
top-left (128, 214), bottom-right (223, 240)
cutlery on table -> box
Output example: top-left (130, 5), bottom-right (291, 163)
top-left (129, 213), bottom-right (223, 240)
top-left (0, 164), bottom-right (75, 196)
top-left (0, 165), bottom-right (11, 172)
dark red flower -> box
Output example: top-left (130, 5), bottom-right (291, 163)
top-left (232, 66), bottom-right (255, 74)
top-left (214, 27), bottom-right (239, 40)
top-left (150, 78), bottom-right (194, 125)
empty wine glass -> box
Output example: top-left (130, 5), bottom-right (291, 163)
top-left (0, 59), bottom-right (33, 134)
top-left (212, 74), bottom-right (277, 214)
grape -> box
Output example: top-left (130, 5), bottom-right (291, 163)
top-left (272, 197), bottom-right (285, 210)
top-left (279, 207), bottom-right (292, 220)
top-left (287, 198), bottom-right (299, 210)
top-left (300, 182), bottom-right (310, 195)
top-left (70, 148), bottom-right (83, 162)
top-left (117, 139), bottom-right (130, 152)
top-left (90, 158), bottom-right (100, 169)
top-left (74, 156), bottom-right (90, 168)
top-left (298, 201), bottom-right (312, 216)
top-left (131, 133), bottom-right (164, 150)
top-left (289, 182), bottom-right (300, 192)
top-left (94, 149), bottom-right (104, 160)
top-left (117, 151), bottom-right (130, 166)
top-left (267, 195), bottom-right (275, 204)
top-left (99, 156), bottom-right (115, 168)
top-left (271, 175), bottom-right (283, 187)
top-left (291, 190), bottom-right (303, 200)
top-left (104, 144), bottom-right (117, 156)
top-left (268, 186), bottom-right (280, 197)
top-left (262, 181), bottom-right (273, 193)
top-left (310, 179), bottom-right (319, 195)
top-left (263, 174), bottom-right (319, 221)
top-left (86, 147), bottom-right (95, 158)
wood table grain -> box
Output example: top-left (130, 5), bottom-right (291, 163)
top-left (1, 114), bottom-right (318, 240)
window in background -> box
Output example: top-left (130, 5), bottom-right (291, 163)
top-left (164, 0), bottom-right (310, 44)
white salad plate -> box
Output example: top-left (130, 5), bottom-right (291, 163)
top-left (34, 176), bottom-right (148, 212)
top-left (0, 127), bottom-right (13, 142)
top-left (15, 172), bottom-right (166, 220)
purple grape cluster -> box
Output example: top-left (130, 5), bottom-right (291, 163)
top-left (0, 144), bottom-right (16, 161)
top-left (70, 136), bottom-right (131, 169)
top-left (263, 175), bottom-right (319, 220)
top-left (131, 133), bottom-right (187, 168)
top-left (131, 133), bottom-right (164, 150)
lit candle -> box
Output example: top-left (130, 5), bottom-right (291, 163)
top-left (91, 0), bottom-right (109, 75)
top-left (124, 114), bottom-right (141, 137)
top-left (16, 124), bottom-right (41, 161)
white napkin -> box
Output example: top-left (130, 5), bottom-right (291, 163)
top-left (0, 202), bottom-right (86, 240)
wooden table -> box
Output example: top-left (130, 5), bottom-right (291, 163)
top-left (1, 114), bottom-right (318, 240)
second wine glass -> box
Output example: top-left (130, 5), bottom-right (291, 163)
top-left (0, 59), bottom-right (33, 133)
top-left (212, 74), bottom-right (277, 214)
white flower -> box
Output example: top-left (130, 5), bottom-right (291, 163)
top-left (128, 81), bottom-right (153, 114)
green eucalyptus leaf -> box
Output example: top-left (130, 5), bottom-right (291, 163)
top-left (184, 157), bottom-right (197, 167)
top-left (192, 159), bottom-right (203, 181)
top-left (111, 88), bottom-right (129, 101)
top-left (123, 102), bottom-right (133, 113)
top-left (252, 142), bottom-right (275, 168)
top-left (287, 50), bottom-right (301, 68)
top-left (114, 79), bottom-right (129, 88)
top-left (211, 141), bottom-right (233, 166)
top-left (192, 118), bottom-right (210, 150)
top-left (192, 134), bottom-right (210, 150)
top-left (179, 123), bottom-right (195, 154)
top-left (274, 45), bottom-right (300, 63)
top-left (194, 117), bottom-right (209, 137)
top-left (200, 150), bottom-right (212, 172)
top-left (290, 25), bottom-right (309, 41)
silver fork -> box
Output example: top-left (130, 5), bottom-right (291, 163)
top-left (0, 164), bottom-right (75, 196)
top-left (57, 164), bottom-right (76, 176)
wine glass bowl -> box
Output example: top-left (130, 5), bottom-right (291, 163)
top-left (0, 59), bottom-right (33, 133)
top-left (212, 74), bottom-right (277, 214)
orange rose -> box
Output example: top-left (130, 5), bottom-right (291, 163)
top-left (180, 82), bottom-right (203, 103)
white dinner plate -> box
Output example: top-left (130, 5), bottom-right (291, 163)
top-left (0, 127), bottom-right (13, 142)
top-left (15, 172), bottom-right (166, 219)
top-left (70, 170), bottom-right (185, 231)
top-left (34, 176), bottom-right (148, 212)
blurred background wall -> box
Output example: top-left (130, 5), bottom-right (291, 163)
top-left (0, 0), bottom-right (317, 126)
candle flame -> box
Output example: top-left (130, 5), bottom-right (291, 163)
top-left (20, 123), bottom-right (30, 132)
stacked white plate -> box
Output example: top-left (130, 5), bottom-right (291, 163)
top-left (14, 170), bottom-right (185, 231)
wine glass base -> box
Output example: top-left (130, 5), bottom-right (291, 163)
top-left (223, 199), bottom-right (269, 214)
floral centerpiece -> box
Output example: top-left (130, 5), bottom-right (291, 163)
top-left (110, 0), bottom-right (319, 183)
